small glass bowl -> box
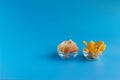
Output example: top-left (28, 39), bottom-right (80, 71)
top-left (58, 50), bottom-right (78, 59)
top-left (83, 49), bottom-right (102, 60)
top-left (57, 40), bottom-right (78, 59)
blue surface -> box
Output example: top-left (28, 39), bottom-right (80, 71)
top-left (0, 0), bottom-right (120, 80)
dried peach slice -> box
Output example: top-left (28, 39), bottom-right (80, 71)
top-left (100, 44), bottom-right (106, 52)
top-left (83, 41), bottom-right (88, 47)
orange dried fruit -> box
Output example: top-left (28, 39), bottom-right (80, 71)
top-left (100, 44), bottom-right (106, 52)
top-left (83, 40), bottom-right (106, 59)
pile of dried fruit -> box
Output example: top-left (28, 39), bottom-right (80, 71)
top-left (83, 40), bottom-right (106, 59)
top-left (58, 40), bottom-right (79, 54)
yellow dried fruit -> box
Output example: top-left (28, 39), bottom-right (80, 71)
top-left (83, 40), bottom-right (106, 59)
top-left (83, 41), bottom-right (88, 47)
top-left (99, 44), bottom-right (106, 52)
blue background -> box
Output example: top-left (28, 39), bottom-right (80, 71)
top-left (0, 0), bottom-right (120, 80)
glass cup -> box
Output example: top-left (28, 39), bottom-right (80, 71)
top-left (58, 50), bottom-right (78, 59)
top-left (83, 49), bottom-right (102, 60)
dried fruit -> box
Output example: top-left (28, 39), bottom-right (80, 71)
top-left (83, 40), bottom-right (106, 59)
top-left (58, 40), bottom-right (79, 58)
